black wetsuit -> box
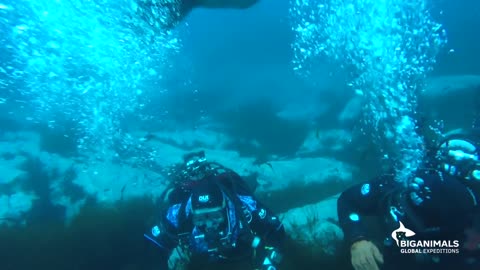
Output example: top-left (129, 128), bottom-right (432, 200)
top-left (145, 171), bottom-right (285, 270)
top-left (337, 169), bottom-right (480, 270)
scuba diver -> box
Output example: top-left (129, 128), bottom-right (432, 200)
top-left (135, 0), bottom-right (260, 30)
top-left (144, 151), bottom-right (285, 270)
top-left (337, 129), bottom-right (480, 270)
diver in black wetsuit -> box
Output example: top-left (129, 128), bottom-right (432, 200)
top-left (144, 151), bottom-right (285, 270)
top-left (135, 0), bottom-right (260, 29)
top-left (337, 130), bottom-right (480, 270)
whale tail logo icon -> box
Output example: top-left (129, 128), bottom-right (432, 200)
top-left (391, 221), bottom-right (416, 246)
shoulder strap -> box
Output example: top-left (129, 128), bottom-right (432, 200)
top-left (213, 173), bottom-right (254, 236)
top-left (176, 196), bottom-right (196, 235)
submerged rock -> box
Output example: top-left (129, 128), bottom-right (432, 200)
top-left (281, 194), bottom-right (344, 256)
top-left (423, 75), bottom-right (480, 97)
top-left (255, 157), bottom-right (354, 193)
top-left (0, 191), bottom-right (36, 224)
top-left (0, 128), bottom-right (355, 238)
top-left (296, 129), bottom-right (353, 157)
top-left (419, 75), bottom-right (480, 130)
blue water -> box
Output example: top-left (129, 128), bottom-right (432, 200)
top-left (0, 0), bottom-right (479, 269)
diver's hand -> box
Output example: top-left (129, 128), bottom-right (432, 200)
top-left (167, 247), bottom-right (190, 270)
top-left (350, 240), bottom-right (384, 270)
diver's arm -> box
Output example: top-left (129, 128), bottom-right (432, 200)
top-left (144, 207), bottom-right (180, 263)
top-left (144, 223), bottom-right (177, 251)
top-left (251, 203), bottom-right (285, 245)
top-left (337, 176), bottom-right (396, 244)
top-left (338, 177), bottom-right (393, 270)
top-left (408, 170), bottom-right (479, 231)
top-left (247, 201), bottom-right (285, 270)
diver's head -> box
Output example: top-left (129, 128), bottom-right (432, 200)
top-left (190, 179), bottom-right (227, 234)
top-left (183, 150), bottom-right (207, 169)
top-left (177, 150), bottom-right (208, 182)
top-left (435, 130), bottom-right (480, 182)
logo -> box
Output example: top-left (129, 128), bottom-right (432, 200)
top-left (198, 195), bottom-right (209, 203)
top-left (392, 221), bottom-right (415, 246)
top-left (391, 221), bottom-right (460, 255)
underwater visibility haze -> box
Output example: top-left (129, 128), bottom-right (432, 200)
top-left (0, 0), bottom-right (480, 269)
